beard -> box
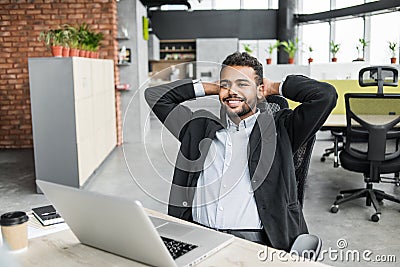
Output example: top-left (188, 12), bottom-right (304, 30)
top-left (226, 103), bottom-right (252, 118)
top-left (222, 97), bottom-right (253, 120)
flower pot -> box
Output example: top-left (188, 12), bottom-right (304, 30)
top-left (288, 58), bottom-right (294, 64)
top-left (70, 48), bottom-right (79, 57)
top-left (266, 58), bottom-right (272, 65)
top-left (79, 50), bottom-right (87, 57)
top-left (51, 46), bottom-right (63, 57)
top-left (90, 51), bottom-right (99, 59)
top-left (331, 57), bottom-right (337, 62)
top-left (308, 58), bottom-right (313, 64)
top-left (62, 47), bottom-right (70, 57)
top-left (391, 57), bottom-right (397, 64)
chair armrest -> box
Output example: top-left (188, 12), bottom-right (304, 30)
top-left (290, 234), bottom-right (322, 261)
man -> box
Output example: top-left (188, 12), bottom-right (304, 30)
top-left (145, 52), bottom-right (337, 251)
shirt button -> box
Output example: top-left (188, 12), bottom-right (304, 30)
top-left (223, 184), bottom-right (227, 188)
top-left (219, 207), bottom-right (224, 211)
top-left (182, 201), bottom-right (188, 207)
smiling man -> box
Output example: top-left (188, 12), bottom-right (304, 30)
top-left (145, 52), bottom-right (337, 251)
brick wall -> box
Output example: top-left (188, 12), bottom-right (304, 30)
top-left (0, 0), bottom-right (122, 148)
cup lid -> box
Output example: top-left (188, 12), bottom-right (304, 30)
top-left (0, 211), bottom-right (29, 226)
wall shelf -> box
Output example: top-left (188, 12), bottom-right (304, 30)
top-left (160, 49), bottom-right (195, 53)
top-left (116, 36), bottom-right (130, 40)
top-left (159, 39), bottom-right (196, 61)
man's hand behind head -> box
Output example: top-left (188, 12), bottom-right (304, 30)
top-left (261, 78), bottom-right (281, 98)
top-left (203, 80), bottom-right (220, 95)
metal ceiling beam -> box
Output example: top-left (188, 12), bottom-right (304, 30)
top-left (296, 0), bottom-right (400, 24)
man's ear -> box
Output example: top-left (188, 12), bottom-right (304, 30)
top-left (257, 84), bottom-right (265, 101)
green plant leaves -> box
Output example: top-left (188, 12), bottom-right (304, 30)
top-left (38, 23), bottom-right (104, 51)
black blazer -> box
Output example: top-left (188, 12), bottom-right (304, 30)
top-left (145, 75), bottom-right (337, 251)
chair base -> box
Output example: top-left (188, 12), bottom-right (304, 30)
top-left (320, 131), bottom-right (344, 168)
top-left (330, 183), bottom-right (400, 222)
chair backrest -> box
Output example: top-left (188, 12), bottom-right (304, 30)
top-left (344, 93), bottom-right (400, 179)
top-left (258, 95), bottom-right (316, 207)
top-left (358, 66), bottom-right (398, 95)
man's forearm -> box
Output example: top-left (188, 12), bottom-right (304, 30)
top-left (144, 79), bottom-right (197, 141)
top-left (281, 75), bottom-right (337, 152)
top-left (266, 81), bottom-right (280, 96)
top-left (202, 81), bottom-right (220, 96)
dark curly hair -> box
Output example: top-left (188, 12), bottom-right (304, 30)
top-left (221, 52), bottom-right (263, 85)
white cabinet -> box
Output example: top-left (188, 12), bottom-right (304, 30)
top-left (28, 57), bottom-right (117, 189)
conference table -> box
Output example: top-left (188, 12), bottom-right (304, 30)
top-left (11, 209), bottom-right (330, 267)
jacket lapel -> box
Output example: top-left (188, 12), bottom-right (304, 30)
top-left (248, 112), bottom-right (277, 190)
top-left (187, 114), bottom-right (224, 188)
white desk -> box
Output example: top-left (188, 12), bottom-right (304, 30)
top-left (324, 114), bottom-right (400, 128)
top-left (11, 209), bottom-right (330, 267)
top-left (323, 114), bottom-right (346, 128)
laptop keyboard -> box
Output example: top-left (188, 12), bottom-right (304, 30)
top-left (161, 236), bottom-right (198, 259)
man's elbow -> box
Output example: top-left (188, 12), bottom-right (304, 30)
top-left (322, 83), bottom-right (338, 110)
top-left (144, 87), bottom-right (151, 103)
top-left (144, 86), bottom-right (159, 107)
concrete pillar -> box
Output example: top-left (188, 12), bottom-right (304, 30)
top-left (117, 0), bottom-right (149, 143)
top-left (277, 0), bottom-right (297, 64)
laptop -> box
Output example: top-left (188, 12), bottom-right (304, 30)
top-left (36, 180), bottom-right (233, 267)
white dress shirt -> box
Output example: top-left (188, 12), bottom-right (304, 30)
top-left (191, 80), bottom-right (263, 229)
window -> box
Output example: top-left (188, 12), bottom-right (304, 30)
top-left (300, 0), bottom-right (330, 14)
top-left (301, 23), bottom-right (330, 64)
top-left (187, 0), bottom-right (277, 10)
top-left (241, 0), bottom-right (270, 9)
top-left (188, 0), bottom-right (213, 10)
top-left (334, 0), bottom-right (365, 9)
top-left (214, 0), bottom-right (240, 10)
top-left (370, 12), bottom-right (400, 64)
top-left (335, 18), bottom-right (364, 62)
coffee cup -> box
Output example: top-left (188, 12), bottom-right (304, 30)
top-left (0, 211), bottom-right (29, 252)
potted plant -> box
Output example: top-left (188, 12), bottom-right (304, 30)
top-left (330, 41), bottom-right (340, 62)
top-left (389, 41), bottom-right (397, 64)
top-left (280, 38), bottom-right (298, 64)
top-left (58, 28), bottom-right (70, 57)
top-left (243, 43), bottom-right (253, 55)
top-left (355, 38), bottom-right (368, 61)
top-left (265, 41), bottom-right (280, 65)
top-left (38, 29), bottom-right (63, 57)
top-left (77, 23), bottom-right (91, 57)
top-left (308, 46), bottom-right (314, 64)
top-left (86, 31), bottom-right (104, 58)
top-left (66, 25), bottom-right (80, 57)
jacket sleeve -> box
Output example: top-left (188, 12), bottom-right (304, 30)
top-left (144, 79), bottom-right (197, 141)
top-left (281, 75), bottom-right (338, 152)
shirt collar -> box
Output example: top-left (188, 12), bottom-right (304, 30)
top-left (226, 109), bottom-right (260, 131)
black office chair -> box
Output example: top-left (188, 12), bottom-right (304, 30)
top-left (259, 95), bottom-right (316, 208)
top-left (290, 234), bottom-right (322, 261)
top-left (320, 130), bottom-right (344, 167)
top-left (321, 66), bottom-right (400, 168)
top-left (330, 66), bottom-right (400, 222)
top-left (258, 95), bottom-right (321, 260)
top-left (330, 93), bottom-right (400, 221)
